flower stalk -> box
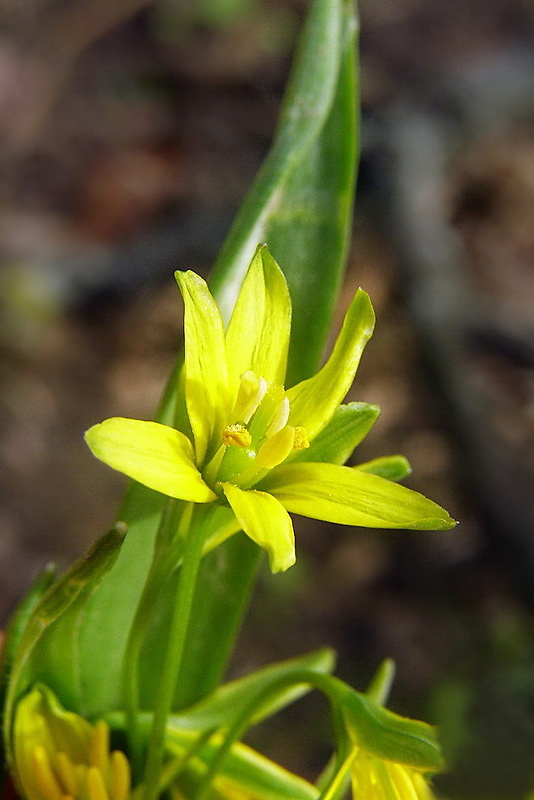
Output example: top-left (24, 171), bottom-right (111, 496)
top-left (141, 504), bottom-right (210, 800)
top-left (122, 497), bottom-right (183, 774)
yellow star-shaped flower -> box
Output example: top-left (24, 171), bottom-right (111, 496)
top-left (12, 686), bottom-right (131, 800)
top-left (350, 748), bottom-right (438, 800)
top-left (85, 245), bottom-right (455, 572)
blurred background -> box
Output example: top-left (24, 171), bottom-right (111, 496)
top-left (1, 0), bottom-right (534, 797)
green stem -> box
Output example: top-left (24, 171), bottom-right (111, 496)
top-left (143, 504), bottom-right (209, 800)
top-left (123, 498), bottom-right (185, 773)
top-left (195, 669), bottom-right (347, 800)
top-left (158, 727), bottom-right (217, 796)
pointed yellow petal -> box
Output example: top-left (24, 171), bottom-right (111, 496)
top-left (261, 462), bottom-right (456, 530)
top-left (221, 483), bottom-right (295, 572)
top-left (85, 418), bottom-right (216, 502)
top-left (225, 245), bottom-right (291, 392)
top-left (175, 270), bottom-right (230, 465)
top-left (287, 289), bottom-right (375, 440)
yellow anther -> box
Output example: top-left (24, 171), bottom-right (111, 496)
top-left (90, 721), bottom-right (109, 774)
top-left (15, 687), bottom-right (132, 800)
top-left (53, 753), bottom-right (77, 797)
top-left (293, 426), bottom-right (309, 451)
top-left (233, 371), bottom-right (267, 422)
top-left (86, 766), bottom-right (109, 800)
top-left (222, 424), bottom-right (252, 449)
top-left (73, 765), bottom-right (86, 793)
top-left (255, 426), bottom-right (295, 470)
top-left (32, 745), bottom-right (63, 800)
top-left (110, 751), bottom-right (131, 800)
top-left (265, 397), bottom-right (290, 438)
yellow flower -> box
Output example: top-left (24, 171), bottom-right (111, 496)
top-left (350, 748), bottom-right (438, 800)
top-left (11, 684), bottom-right (317, 800)
top-left (12, 686), bottom-right (131, 800)
top-left (85, 245), bottom-right (455, 573)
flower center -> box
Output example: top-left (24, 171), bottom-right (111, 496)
top-left (30, 721), bottom-right (131, 800)
top-left (207, 371), bottom-right (308, 489)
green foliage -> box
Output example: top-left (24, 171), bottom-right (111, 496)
top-left (39, 0), bottom-right (359, 721)
top-left (3, 528), bottom-right (125, 765)
top-left (356, 455), bottom-right (412, 482)
top-left (1, 3), bottom-right (453, 798)
top-left (291, 402), bottom-right (380, 465)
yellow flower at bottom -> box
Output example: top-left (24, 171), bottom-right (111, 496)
top-left (12, 686), bottom-right (131, 800)
top-left (351, 748), bottom-right (437, 800)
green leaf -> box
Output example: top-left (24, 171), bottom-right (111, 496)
top-left (209, 0), bottom-right (358, 385)
top-left (164, 729), bottom-right (319, 800)
top-left (341, 689), bottom-right (444, 772)
top-left (0, 565), bottom-right (56, 700)
top-left (365, 659), bottom-right (396, 706)
top-left (141, 533), bottom-right (263, 712)
top-left (169, 648), bottom-right (335, 732)
top-left (356, 455), bottom-right (412, 482)
top-left (54, 0), bottom-right (358, 717)
top-left (108, 651), bottom-right (334, 800)
top-left (290, 403), bottom-right (380, 466)
top-left (0, 565), bottom-right (56, 791)
top-left (3, 528), bottom-right (125, 764)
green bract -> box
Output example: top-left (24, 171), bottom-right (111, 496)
top-left (85, 245), bottom-right (455, 573)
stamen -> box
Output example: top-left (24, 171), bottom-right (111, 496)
top-left (255, 426), bottom-right (295, 470)
top-left (90, 721), bottom-right (110, 775)
top-left (32, 746), bottom-right (63, 800)
top-left (221, 424), bottom-right (252, 449)
top-left (265, 397), bottom-right (290, 438)
top-left (86, 767), bottom-right (109, 800)
top-left (233, 371), bottom-right (267, 423)
top-left (73, 766), bottom-right (86, 793)
top-left (53, 753), bottom-right (77, 797)
top-left (109, 751), bottom-right (131, 800)
top-left (292, 426), bottom-right (309, 450)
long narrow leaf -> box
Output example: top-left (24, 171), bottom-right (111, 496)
top-left (48, 0), bottom-right (359, 717)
